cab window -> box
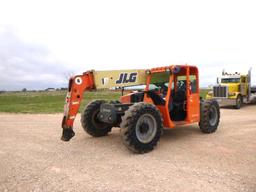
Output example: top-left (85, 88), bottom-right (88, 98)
top-left (177, 75), bottom-right (198, 94)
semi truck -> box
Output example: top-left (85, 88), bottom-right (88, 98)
top-left (206, 68), bottom-right (256, 109)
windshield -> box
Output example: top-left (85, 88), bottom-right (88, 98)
top-left (120, 71), bottom-right (171, 92)
top-left (221, 78), bottom-right (240, 83)
top-left (146, 71), bottom-right (171, 97)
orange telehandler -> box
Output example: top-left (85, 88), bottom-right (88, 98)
top-left (61, 65), bottom-right (220, 153)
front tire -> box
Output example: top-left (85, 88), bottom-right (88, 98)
top-left (234, 95), bottom-right (242, 109)
top-left (120, 102), bottom-right (163, 153)
top-left (81, 100), bottom-right (112, 137)
top-left (199, 100), bottom-right (220, 133)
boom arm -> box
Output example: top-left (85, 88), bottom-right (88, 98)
top-left (61, 69), bottom-right (147, 141)
top-left (61, 71), bottom-right (95, 141)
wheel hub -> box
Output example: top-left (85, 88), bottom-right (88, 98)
top-left (139, 123), bottom-right (149, 134)
top-left (135, 114), bottom-right (157, 144)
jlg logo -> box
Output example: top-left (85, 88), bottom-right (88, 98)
top-left (116, 73), bottom-right (137, 84)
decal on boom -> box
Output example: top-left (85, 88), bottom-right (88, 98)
top-left (116, 73), bottom-right (137, 84)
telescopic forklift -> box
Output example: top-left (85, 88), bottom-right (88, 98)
top-left (61, 65), bottom-right (220, 153)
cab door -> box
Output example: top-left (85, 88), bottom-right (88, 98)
top-left (186, 68), bottom-right (200, 123)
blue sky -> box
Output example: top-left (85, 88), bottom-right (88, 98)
top-left (0, 0), bottom-right (255, 90)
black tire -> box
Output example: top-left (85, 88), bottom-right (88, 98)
top-left (81, 100), bottom-right (112, 137)
top-left (234, 95), bottom-right (242, 109)
top-left (120, 102), bottom-right (163, 153)
top-left (109, 100), bottom-right (122, 127)
top-left (199, 99), bottom-right (220, 133)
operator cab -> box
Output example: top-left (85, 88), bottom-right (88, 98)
top-left (145, 65), bottom-right (200, 126)
top-left (120, 65), bottom-right (200, 127)
top-left (146, 71), bottom-right (188, 121)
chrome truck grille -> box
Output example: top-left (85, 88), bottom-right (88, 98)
top-left (213, 86), bottom-right (228, 98)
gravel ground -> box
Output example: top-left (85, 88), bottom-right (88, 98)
top-left (0, 104), bottom-right (256, 192)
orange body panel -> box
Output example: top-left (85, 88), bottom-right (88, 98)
top-left (120, 94), bottom-right (131, 103)
top-left (186, 94), bottom-right (200, 123)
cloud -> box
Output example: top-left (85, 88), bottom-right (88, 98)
top-left (1, 0), bottom-right (256, 92)
top-left (0, 26), bottom-right (74, 90)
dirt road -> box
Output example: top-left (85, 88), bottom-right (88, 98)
top-left (0, 105), bottom-right (256, 192)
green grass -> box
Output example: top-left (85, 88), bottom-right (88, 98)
top-left (0, 89), bottom-right (210, 113)
top-left (0, 91), bottom-right (121, 113)
top-left (200, 89), bottom-right (210, 99)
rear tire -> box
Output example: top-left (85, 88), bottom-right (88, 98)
top-left (234, 95), bottom-right (242, 109)
top-left (199, 100), bottom-right (220, 133)
top-left (120, 102), bottom-right (163, 153)
top-left (81, 100), bottom-right (112, 137)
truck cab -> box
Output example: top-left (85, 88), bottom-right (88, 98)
top-left (206, 69), bottom-right (252, 109)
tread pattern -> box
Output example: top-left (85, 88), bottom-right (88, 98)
top-left (199, 99), bottom-right (220, 133)
top-left (120, 102), bottom-right (163, 153)
top-left (81, 100), bottom-right (112, 137)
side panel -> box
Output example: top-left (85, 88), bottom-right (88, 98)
top-left (187, 94), bottom-right (200, 123)
top-left (93, 69), bottom-right (147, 89)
